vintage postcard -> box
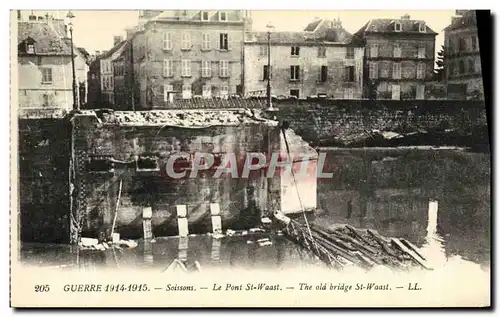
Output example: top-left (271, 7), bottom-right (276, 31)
top-left (10, 9), bottom-right (491, 307)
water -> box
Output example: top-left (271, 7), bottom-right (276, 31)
top-left (19, 148), bottom-right (490, 273)
top-left (314, 148), bottom-right (490, 270)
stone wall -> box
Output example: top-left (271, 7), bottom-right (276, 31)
top-left (71, 109), bottom-right (318, 239)
top-left (269, 99), bottom-right (488, 147)
top-left (18, 118), bottom-right (71, 243)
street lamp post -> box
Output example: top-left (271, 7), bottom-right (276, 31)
top-left (66, 11), bottom-right (78, 111)
top-left (265, 23), bottom-right (276, 111)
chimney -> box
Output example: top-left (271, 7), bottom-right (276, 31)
top-left (113, 36), bottom-right (123, 46)
top-left (37, 16), bottom-right (44, 21)
top-left (401, 14), bottom-right (410, 20)
top-left (96, 50), bottom-right (101, 56)
top-left (17, 10), bottom-right (21, 21)
top-left (28, 14), bottom-right (37, 21)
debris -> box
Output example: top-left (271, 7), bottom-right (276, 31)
top-left (80, 238), bottom-right (98, 247)
top-left (226, 229), bottom-right (236, 236)
top-left (94, 244), bottom-right (106, 251)
top-left (258, 241), bottom-right (273, 247)
top-left (257, 238), bottom-right (270, 243)
top-left (249, 228), bottom-right (265, 233)
top-left (246, 240), bottom-right (254, 244)
top-left (261, 217), bottom-right (272, 224)
top-left (241, 230), bottom-right (248, 236)
top-left (150, 239), bottom-right (156, 243)
top-left (212, 232), bottom-right (225, 240)
top-left (112, 233), bottom-right (120, 243)
top-left (117, 239), bottom-right (138, 249)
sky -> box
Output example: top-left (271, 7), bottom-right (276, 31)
top-left (19, 10), bottom-right (455, 54)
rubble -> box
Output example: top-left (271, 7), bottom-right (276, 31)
top-left (93, 109), bottom-right (278, 128)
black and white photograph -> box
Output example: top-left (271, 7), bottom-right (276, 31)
top-left (9, 8), bottom-right (491, 307)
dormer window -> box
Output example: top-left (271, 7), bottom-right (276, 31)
top-left (419, 22), bottom-right (426, 32)
top-left (201, 11), bottom-right (209, 21)
top-left (218, 11), bottom-right (227, 22)
top-left (394, 22), bottom-right (402, 32)
top-left (26, 43), bottom-right (35, 54)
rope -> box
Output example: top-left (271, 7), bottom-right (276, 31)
top-left (280, 128), bottom-right (314, 242)
top-left (111, 178), bottom-right (123, 238)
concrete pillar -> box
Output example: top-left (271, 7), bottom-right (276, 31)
top-left (176, 205), bottom-right (189, 237)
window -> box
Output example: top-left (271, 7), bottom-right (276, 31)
top-left (181, 60), bottom-right (191, 77)
top-left (201, 11), bottom-right (209, 21)
top-left (26, 44), bottom-right (35, 54)
top-left (259, 46), bottom-right (268, 57)
top-left (290, 65), bottom-right (300, 81)
top-left (416, 85), bottom-right (425, 100)
top-left (163, 85), bottom-right (173, 102)
top-left (416, 63), bottom-right (425, 79)
top-left (219, 60), bottom-right (229, 77)
top-left (290, 89), bottom-right (299, 98)
top-left (182, 85), bottom-right (192, 99)
top-left (418, 46), bottom-right (426, 59)
top-left (40, 67), bottom-right (52, 84)
top-left (474, 58), bottom-right (481, 73)
top-left (202, 33), bottom-right (211, 50)
top-left (320, 66), bottom-right (328, 82)
top-left (393, 44), bottom-right (402, 58)
top-left (391, 84), bottom-right (401, 100)
top-left (218, 11), bottom-right (227, 21)
top-left (458, 60), bottom-right (465, 74)
top-left (459, 38), bottom-right (466, 52)
top-left (394, 22), bottom-right (402, 32)
top-left (471, 35), bottom-right (477, 51)
top-left (344, 66), bottom-right (355, 82)
top-left (419, 23), bottom-right (426, 33)
top-left (220, 84), bottom-right (229, 97)
top-left (181, 33), bottom-right (191, 50)
top-left (378, 82), bottom-right (388, 92)
top-left (392, 63), bottom-right (401, 79)
top-left (343, 88), bottom-right (354, 99)
top-left (370, 44), bottom-right (378, 58)
top-left (369, 62), bottom-right (378, 79)
top-left (220, 33), bottom-right (229, 50)
top-left (201, 60), bottom-right (212, 77)
top-left (42, 94), bottom-right (49, 106)
top-left (202, 85), bottom-right (211, 98)
top-left (318, 46), bottom-right (326, 58)
top-left (163, 32), bottom-right (172, 50)
top-left (346, 47), bottom-right (355, 59)
top-left (380, 63), bottom-right (390, 78)
top-left (163, 59), bottom-right (173, 77)
top-left (291, 46), bottom-right (300, 57)
top-left (468, 59), bottom-right (475, 73)
top-left (263, 65), bottom-right (271, 80)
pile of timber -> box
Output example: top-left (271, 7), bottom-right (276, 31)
top-left (274, 212), bottom-right (431, 271)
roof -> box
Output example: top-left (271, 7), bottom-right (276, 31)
top-left (246, 18), bottom-right (360, 45)
top-left (304, 19), bottom-right (323, 32)
top-left (18, 21), bottom-right (72, 55)
top-left (355, 18), bottom-right (438, 36)
top-left (99, 41), bottom-right (128, 60)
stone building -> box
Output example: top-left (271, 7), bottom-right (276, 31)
top-left (243, 18), bottom-right (365, 99)
top-left (87, 37), bottom-right (128, 109)
top-left (122, 10), bottom-right (251, 110)
top-left (443, 10), bottom-right (484, 100)
top-left (354, 14), bottom-right (437, 100)
top-left (17, 12), bottom-right (88, 117)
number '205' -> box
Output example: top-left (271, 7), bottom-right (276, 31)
top-left (34, 285), bottom-right (50, 292)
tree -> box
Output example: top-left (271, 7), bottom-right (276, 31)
top-left (434, 45), bottom-right (445, 81)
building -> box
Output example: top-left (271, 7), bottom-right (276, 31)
top-left (443, 10), bottom-right (483, 100)
top-left (87, 37), bottom-right (128, 108)
top-left (244, 18), bottom-right (364, 99)
top-left (354, 14), bottom-right (438, 100)
top-left (17, 12), bottom-right (89, 117)
top-left (113, 41), bottom-right (137, 110)
top-left (123, 10), bottom-right (251, 110)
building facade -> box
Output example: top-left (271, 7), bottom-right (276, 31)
top-left (17, 13), bottom-right (88, 117)
top-left (126, 10), bottom-right (251, 109)
top-left (443, 10), bottom-right (483, 100)
top-left (244, 19), bottom-right (364, 99)
top-left (354, 15), bottom-right (437, 100)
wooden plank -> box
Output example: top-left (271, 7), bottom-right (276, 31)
top-left (401, 238), bottom-right (427, 261)
top-left (391, 238), bottom-right (432, 270)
